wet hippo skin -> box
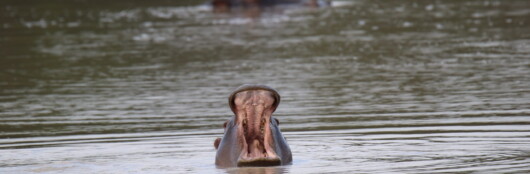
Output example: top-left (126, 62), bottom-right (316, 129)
top-left (214, 84), bottom-right (292, 167)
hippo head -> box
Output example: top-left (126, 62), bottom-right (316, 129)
top-left (215, 84), bottom-right (292, 167)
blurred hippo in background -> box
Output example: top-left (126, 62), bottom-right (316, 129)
top-left (214, 85), bottom-right (292, 167)
top-left (211, 0), bottom-right (332, 13)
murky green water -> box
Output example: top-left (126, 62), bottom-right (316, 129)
top-left (1, 0), bottom-right (530, 173)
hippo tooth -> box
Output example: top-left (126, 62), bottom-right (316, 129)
top-left (260, 118), bottom-right (265, 135)
top-left (242, 119), bottom-right (247, 133)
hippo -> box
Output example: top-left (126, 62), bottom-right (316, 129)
top-left (214, 84), bottom-right (292, 167)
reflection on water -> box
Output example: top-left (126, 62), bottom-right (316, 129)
top-left (1, 0), bottom-right (529, 173)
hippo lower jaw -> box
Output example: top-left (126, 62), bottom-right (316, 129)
top-left (236, 112), bottom-right (281, 167)
top-left (236, 135), bottom-right (281, 167)
top-left (237, 157), bottom-right (281, 167)
top-left (236, 134), bottom-right (283, 167)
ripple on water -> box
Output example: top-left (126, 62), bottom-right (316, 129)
top-left (1, 0), bottom-right (530, 173)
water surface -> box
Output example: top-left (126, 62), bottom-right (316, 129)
top-left (1, 0), bottom-right (529, 173)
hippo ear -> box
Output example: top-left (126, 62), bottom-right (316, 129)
top-left (274, 118), bottom-right (280, 125)
top-left (214, 138), bottom-right (221, 150)
top-left (223, 120), bottom-right (228, 128)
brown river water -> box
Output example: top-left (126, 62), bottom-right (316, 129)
top-left (1, 0), bottom-right (529, 173)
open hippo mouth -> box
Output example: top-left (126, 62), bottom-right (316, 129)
top-left (215, 85), bottom-right (292, 168)
top-left (232, 88), bottom-right (281, 166)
